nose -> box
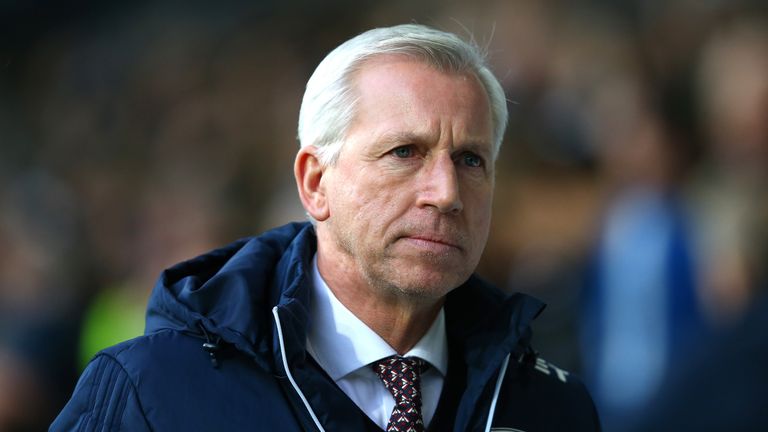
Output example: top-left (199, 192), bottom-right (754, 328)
top-left (417, 153), bottom-right (463, 214)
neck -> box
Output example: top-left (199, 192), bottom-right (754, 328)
top-left (315, 239), bottom-right (443, 355)
top-left (333, 286), bottom-right (442, 355)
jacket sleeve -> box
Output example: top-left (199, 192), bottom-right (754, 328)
top-left (50, 354), bottom-right (152, 432)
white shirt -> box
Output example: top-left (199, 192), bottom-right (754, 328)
top-left (306, 254), bottom-right (448, 429)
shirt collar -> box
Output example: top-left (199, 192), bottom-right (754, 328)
top-left (306, 253), bottom-right (448, 381)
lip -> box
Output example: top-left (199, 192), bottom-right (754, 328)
top-left (400, 235), bottom-right (462, 251)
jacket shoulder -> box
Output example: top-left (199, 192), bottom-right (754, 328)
top-left (55, 330), bottom-right (305, 431)
top-left (51, 331), bottom-right (195, 431)
top-left (493, 356), bottom-right (601, 432)
top-left (50, 348), bottom-right (152, 431)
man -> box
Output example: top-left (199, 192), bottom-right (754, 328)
top-left (52, 24), bottom-right (600, 431)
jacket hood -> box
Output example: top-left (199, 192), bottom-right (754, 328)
top-left (145, 222), bottom-right (317, 371)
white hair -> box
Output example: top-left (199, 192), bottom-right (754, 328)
top-left (297, 24), bottom-right (508, 165)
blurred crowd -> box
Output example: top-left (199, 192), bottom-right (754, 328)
top-left (1, 0), bottom-right (767, 430)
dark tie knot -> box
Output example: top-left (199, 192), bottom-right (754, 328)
top-left (371, 356), bottom-right (428, 403)
top-left (372, 356), bottom-right (429, 373)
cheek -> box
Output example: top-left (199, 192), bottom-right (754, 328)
top-left (464, 187), bottom-right (494, 242)
top-left (351, 188), bottom-right (404, 231)
top-left (329, 173), bottom-right (398, 228)
top-left (464, 181), bottom-right (493, 216)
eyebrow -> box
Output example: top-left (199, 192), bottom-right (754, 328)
top-left (375, 131), bottom-right (425, 147)
top-left (374, 131), bottom-right (492, 156)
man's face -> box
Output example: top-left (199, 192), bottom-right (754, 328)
top-left (317, 56), bottom-right (495, 300)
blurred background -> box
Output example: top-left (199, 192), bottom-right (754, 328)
top-left (1, 0), bottom-right (767, 430)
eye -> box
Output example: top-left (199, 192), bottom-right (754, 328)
top-left (391, 146), bottom-right (414, 158)
top-left (461, 152), bottom-right (483, 168)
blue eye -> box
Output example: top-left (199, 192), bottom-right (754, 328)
top-left (392, 146), bottom-right (413, 158)
top-left (463, 153), bottom-right (483, 168)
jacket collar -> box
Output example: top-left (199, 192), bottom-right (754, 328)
top-left (145, 220), bottom-right (545, 389)
top-left (270, 225), bottom-right (545, 367)
top-left (444, 278), bottom-right (545, 430)
top-left (269, 224), bottom-right (545, 431)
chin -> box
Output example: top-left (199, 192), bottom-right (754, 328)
top-left (363, 253), bottom-right (476, 300)
top-left (388, 267), bottom-right (471, 300)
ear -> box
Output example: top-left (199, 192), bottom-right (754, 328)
top-left (294, 145), bottom-right (330, 221)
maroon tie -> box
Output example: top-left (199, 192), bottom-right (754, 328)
top-left (371, 356), bottom-right (427, 432)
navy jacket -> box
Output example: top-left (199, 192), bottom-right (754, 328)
top-left (52, 222), bottom-right (600, 431)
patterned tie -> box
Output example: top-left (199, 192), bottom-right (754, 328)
top-left (371, 356), bottom-right (428, 432)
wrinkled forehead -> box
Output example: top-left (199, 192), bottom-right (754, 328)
top-left (341, 56), bottom-right (494, 160)
top-left (350, 55), bottom-right (491, 124)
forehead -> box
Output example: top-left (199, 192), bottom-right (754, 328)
top-left (352, 55), bottom-right (485, 104)
top-left (347, 56), bottom-right (493, 149)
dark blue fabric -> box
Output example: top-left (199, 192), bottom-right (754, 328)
top-left (52, 222), bottom-right (599, 431)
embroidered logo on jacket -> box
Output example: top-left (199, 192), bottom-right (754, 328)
top-left (533, 357), bottom-right (569, 383)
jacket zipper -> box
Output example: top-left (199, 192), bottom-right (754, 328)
top-left (484, 353), bottom-right (511, 432)
top-left (272, 306), bottom-right (327, 432)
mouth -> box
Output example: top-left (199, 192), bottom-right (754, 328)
top-left (399, 234), bottom-right (463, 252)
